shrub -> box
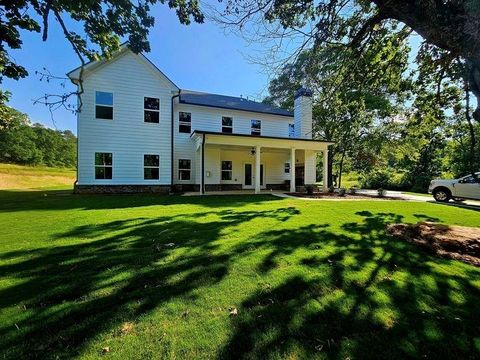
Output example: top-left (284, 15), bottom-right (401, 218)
top-left (359, 168), bottom-right (407, 190)
top-left (348, 187), bottom-right (357, 195)
top-left (328, 185), bottom-right (335, 193)
top-left (339, 188), bottom-right (346, 197)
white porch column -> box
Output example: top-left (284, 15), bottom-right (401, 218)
top-left (290, 148), bottom-right (296, 192)
top-left (255, 145), bottom-right (261, 194)
top-left (304, 150), bottom-right (316, 185)
top-left (323, 148), bottom-right (329, 192)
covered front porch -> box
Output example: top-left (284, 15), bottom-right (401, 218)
top-left (191, 131), bottom-right (333, 194)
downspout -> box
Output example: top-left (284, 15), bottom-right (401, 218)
top-left (70, 79), bottom-right (80, 192)
top-left (201, 133), bottom-right (205, 194)
top-left (171, 90), bottom-right (181, 191)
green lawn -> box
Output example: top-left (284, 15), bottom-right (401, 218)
top-left (0, 190), bottom-right (479, 359)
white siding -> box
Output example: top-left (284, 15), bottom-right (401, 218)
top-left (75, 50), bottom-right (320, 188)
top-left (173, 103), bottom-right (294, 185)
top-left (195, 146), bottom-right (291, 187)
top-left (77, 51), bottom-right (176, 185)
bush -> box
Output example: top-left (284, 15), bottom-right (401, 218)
top-left (359, 168), bottom-right (407, 190)
top-left (348, 187), bottom-right (357, 195)
top-left (338, 188), bottom-right (346, 197)
top-left (328, 185), bottom-right (335, 193)
top-left (305, 184), bottom-right (315, 195)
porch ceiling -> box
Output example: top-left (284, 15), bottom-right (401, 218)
top-left (191, 130), bottom-right (333, 151)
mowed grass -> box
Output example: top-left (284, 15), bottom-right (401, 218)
top-left (0, 190), bottom-right (479, 359)
top-left (0, 163), bottom-right (75, 190)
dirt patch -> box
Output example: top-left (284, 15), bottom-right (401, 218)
top-left (287, 192), bottom-right (401, 200)
top-left (387, 222), bottom-right (480, 266)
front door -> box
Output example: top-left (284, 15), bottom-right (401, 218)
top-left (243, 163), bottom-right (264, 189)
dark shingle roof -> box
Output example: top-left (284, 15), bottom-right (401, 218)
top-left (179, 90), bottom-right (293, 117)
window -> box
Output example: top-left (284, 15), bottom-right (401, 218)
top-left (222, 116), bottom-right (233, 133)
top-left (179, 112), bottom-right (191, 133)
top-left (288, 123), bottom-right (295, 138)
top-left (144, 97), bottom-right (160, 123)
top-left (251, 120), bottom-right (261, 136)
top-left (462, 175), bottom-right (479, 184)
top-left (178, 159), bottom-right (191, 180)
top-left (284, 163), bottom-right (291, 174)
top-left (95, 152), bottom-right (112, 179)
top-left (95, 91), bottom-right (113, 120)
top-left (221, 161), bottom-right (232, 180)
top-left (144, 154), bottom-right (160, 180)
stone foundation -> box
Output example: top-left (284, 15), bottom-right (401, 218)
top-left (74, 184), bottom-right (171, 194)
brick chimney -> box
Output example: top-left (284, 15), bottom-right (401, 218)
top-left (294, 87), bottom-right (313, 139)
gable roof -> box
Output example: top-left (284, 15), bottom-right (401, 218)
top-left (67, 43), bottom-right (179, 90)
top-left (179, 90), bottom-right (293, 117)
top-left (67, 45), bottom-right (293, 117)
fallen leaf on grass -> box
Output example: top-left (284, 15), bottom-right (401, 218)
top-left (102, 346), bottom-right (110, 354)
top-left (121, 322), bottom-right (134, 334)
top-left (229, 307), bottom-right (238, 316)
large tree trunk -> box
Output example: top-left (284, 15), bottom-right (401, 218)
top-left (464, 78), bottom-right (478, 175)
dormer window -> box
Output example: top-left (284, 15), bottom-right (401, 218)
top-left (222, 116), bottom-right (233, 133)
top-left (251, 120), bottom-right (261, 136)
top-left (95, 91), bottom-right (113, 120)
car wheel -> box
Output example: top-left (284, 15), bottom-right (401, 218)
top-left (433, 188), bottom-right (451, 202)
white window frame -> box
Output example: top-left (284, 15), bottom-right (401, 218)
top-left (222, 116), bottom-right (233, 133)
top-left (284, 162), bottom-right (291, 174)
top-left (179, 112), bottom-right (192, 133)
top-left (95, 90), bottom-right (114, 120)
top-left (251, 120), bottom-right (261, 136)
top-left (144, 96), bottom-right (160, 124)
top-left (94, 152), bottom-right (113, 179)
top-left (144, 154), bottom-right (160, 180)
top-left (178, 159), bottom-right (191, 181)
top-left (221, 160), bottom-right (233, 181)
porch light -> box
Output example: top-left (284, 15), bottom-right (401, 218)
top-left (250, 148), bottom-right (256, 156)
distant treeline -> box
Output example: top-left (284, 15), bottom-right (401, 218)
top-left (0, 105), bottom-right (76, 168)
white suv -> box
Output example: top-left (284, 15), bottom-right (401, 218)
top-left (428, 172), bottom-right (480, 202)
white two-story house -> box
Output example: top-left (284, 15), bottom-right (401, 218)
top-left (68, 44), bottom-right (333, 194)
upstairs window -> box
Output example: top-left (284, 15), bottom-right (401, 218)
top-left (288, 123), bottom-right (295, 137)
top-left (221, 161), bottom-right (232, 180)
top-left (95, 91), bottom-right (113, 120)
top-left (178, 159), bottom-right (191, 180)
top-left (251, 120), bottom-right (261, 136)
top-left (222, 116), bottom-right (233, 133)
top-left (144, 154), bottom-right (160, 180)
top-left (95, 152), bottom-right (112, 179)
top-left (284, 163), bottom-right (291, 174)
top-left (179, 112), bottom-right (191, 133)
top-left (144, 97), bottom-right (160, 123)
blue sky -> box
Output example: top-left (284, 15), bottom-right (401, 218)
top-left (4, 4), bottom-right (271, 133)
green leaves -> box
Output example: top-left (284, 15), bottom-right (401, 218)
top-left (0, 0), bottom-right (205, 91)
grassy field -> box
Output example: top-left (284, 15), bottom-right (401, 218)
top-left (0, 189), bottom-right (479, 359)
top-left (0, 163), bottom-right (75, 190)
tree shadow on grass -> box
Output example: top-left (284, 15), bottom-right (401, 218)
top-left (1, 206), bottom-right (479, 359)
top-left (220, 211), bottom-right (480, 359)
top-left (0, 190), bottom-right (282, 213)
top-left (0, 206), bottom-right (299, 358)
